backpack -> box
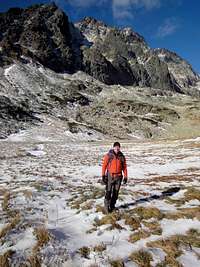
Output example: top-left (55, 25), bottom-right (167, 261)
top-left (107, 150), bottom-right (125, 171)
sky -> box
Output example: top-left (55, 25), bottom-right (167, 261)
top-left (0, 0), bottom-right (200, 73)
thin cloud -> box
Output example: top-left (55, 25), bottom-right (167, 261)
top-left (60, 0), bottom-right (108, 8)
top-left (112, 0), bottom-right (161, 20)
top-left (157, 17), bottom-right (180, 38)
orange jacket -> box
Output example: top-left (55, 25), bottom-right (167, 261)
top-left (102, 149), bottom-right (127, 178)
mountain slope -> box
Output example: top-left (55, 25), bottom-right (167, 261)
top-left (0, 3), bottom-right (200, 139)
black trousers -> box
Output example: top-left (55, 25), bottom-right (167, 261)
top-left (104, 172), bottom-right (122, 211)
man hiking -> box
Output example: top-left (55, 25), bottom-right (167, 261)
top-left (102, 142), bottom-right (128, 213)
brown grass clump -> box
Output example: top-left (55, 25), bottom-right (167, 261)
top-left (0, 213), bottom-right (21, 239)
top-left (184, 187), bottom-right (200, 201)
top-left (132, 206), bottom-right (164, 220)
top-left (26, 226), bottom-right (51, 266)
top-left (165, 206), bottom-right (200, 220)
top-left (22, 190), bottom-right (33, 200)
top-left (33, 227), bottom-right (50, 253)
top-left (81, 200), bottom-right (95, 210)
top-left (79, 246), bottom-right (90, 258)
top-left (0, 250), bottom-right (15, 267)
top-left (143, 221), bottom-right (162, 235)
top-left (129, 230), bottom-right (151, 243)
top-left (129, 250), bottom-right (153, 267)
top-left (26, 255), bottom-right (41, 267)
top-left (166, 187), bottom-right (200, 207)
top-left (95, 205), bottom-right (106, 214)
top-left (147, 229), bottom-right (200, 267)
top-left (2, 192), bottom-right (10, 211)
top-left (110, 259), bottom-right (125, 267)
top-left (95, 212), bottom-right (121, 226)
top-left (93, 243), bottom-right (106, 252)
top-left (123, 215), bottom-right (141, 230)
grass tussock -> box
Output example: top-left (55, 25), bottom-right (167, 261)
top-left (110, 259), bottom-right (125, 267)
top-left (95, 205), bottom-right (106, 214)
top-left (166, 187), bottom-right (200, 207)
top-left (33, 227), bottom-right (50, 253)
top-left (184, 187), bottom-right (200, 201)
top-left (81, 200), bottom-right (95, 210)
top-left (143, 221), bottom-right (162, 235)
top-left (131, 206), bottom-right (164, 220)
top-left (93, 243), bottom-right (106, 252)
top-left (95, 212), bottom-right (121, 226)
top-left (147, 229), bottom-right (200, 267)
top-left (165, 206), bottom-right (200, 220)
top-left (22, 190), bottom-right (33, 200)
top-left (129, 250), bottom-right (153, 267)
top-left (2, 192), bottom-right (11, 211)
top-left (129, 230), bottom-right (151, 243)
top-left (79, 246), bottom-right (90, 258)
top-left (26, 255), bottom-right (41, 267)
top-left (124, 215), bottom-right (141, 230)
top-left (0, 250), bottom-right (15, 267)
top-left (0, 213), bottom-right (21, 239)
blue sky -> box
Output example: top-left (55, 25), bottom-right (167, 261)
top-left (1, 0), bottom-right (200, 73)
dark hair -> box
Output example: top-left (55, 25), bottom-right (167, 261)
top-left (113, 142), bottom-right (121, 147)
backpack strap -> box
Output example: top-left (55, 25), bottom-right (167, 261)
top-left (107, 151), bottom-right (125, 170)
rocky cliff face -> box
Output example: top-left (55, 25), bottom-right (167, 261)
top-left (0, 3), bottom-right (76, 72)
top-left (0, 3), bottom-right (199, 92)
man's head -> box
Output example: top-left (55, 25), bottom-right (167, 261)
top-left (113, 142), bottom-right (121, 154)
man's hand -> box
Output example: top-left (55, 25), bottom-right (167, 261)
top-left (102, 175), bottom-right (108, 185)
top-left (123, 177), bottom-right (127, 185)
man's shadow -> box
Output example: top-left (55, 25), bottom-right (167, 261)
top-left (118, 187), bottom-right (181, 209)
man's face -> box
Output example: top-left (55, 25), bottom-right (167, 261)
top-left (113, 145), bottom-right (120, 154)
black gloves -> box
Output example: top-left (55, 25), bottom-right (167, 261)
top-left (102, 175), bottom-right (108, 185)
top-left (123, 177), bottom-right (127, 185)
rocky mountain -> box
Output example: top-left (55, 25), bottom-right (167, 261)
top-left (0, 3), bottom-right (200, 139)
top-left (0, 3), bottom-right (199, 91)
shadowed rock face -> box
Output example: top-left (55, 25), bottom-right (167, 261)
top-left (0, 3), bottom-right (75, 72)
top-left (0, 3), bottom-right (199, 92)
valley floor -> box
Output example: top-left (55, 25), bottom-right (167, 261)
top-left (0, 133), bottom-right (200, 267)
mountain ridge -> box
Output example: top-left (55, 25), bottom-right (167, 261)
top-left (0, 3), bottom-right (199, 92)
top-left (0, 3), bottom-right (200, 140)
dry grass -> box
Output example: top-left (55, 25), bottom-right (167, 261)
top-left (95, 205), bottom-right (106, 214)
top-left (147, 229), bottom-right (200, 267)
top-left (124, 215), bottom-right (141, 230)
top-left (26, 226), bottom-right (51, 267)
top-left (131, 206), bottom-right (164, 220)
top-left (144, 174), bottom-right (191, 183)
top-left (129, 230), bottom-right (151, 243)
top-left (95, 212), bottom-right (121, 227)
top-left (22, 190), bottom-right (33, 200)
top-left (81, 200), bottom-right (95, 210)
top-left (93, 243), bottom-right (106, 252)
top-left (143, 221), bottom-right (162, 235)
top-left (26, 255), bottom-right (41, 267)
top-left (0, 213), bottom-right (21, 239)
top-left (0, 250), bottom-right (15, 267)
top-left (33, 227), bottom-right (50, 253)
top-left (184, 187), bottom-right (200, 201)
top-left (79, 246), bottom-right (90, 258)
top-left (110, 259), bottom-right (125, 267)
top-left (165, 206), bottom-right (200, 220)
top-left (166, 187), bottom-right (200, 207)
top-left (129, 250), bottom-right (153, 267)
top-left (2, 191), bottom-right (10, 211)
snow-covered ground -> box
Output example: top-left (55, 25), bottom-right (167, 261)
top-left (0, 135), bottom-right (200, 266)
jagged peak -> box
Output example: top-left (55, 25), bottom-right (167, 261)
top-left (77, 16), bottom-right (107, 28)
